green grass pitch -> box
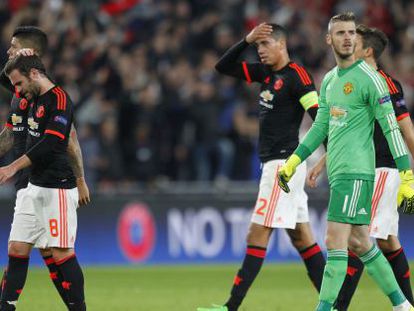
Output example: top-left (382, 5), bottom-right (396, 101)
top-left (16, 263), bottom-right (413, 310)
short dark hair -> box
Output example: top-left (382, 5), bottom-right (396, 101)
top-left (356, 24), bottom-right (388, 60)
top-left (267, 23), bottom-right (288, 40)
top-left (328, 12), bottom-right (356, 32)
top-left (4, 55), bottom-right (46, 77)
top-left (13, 26), bottom-right (48, 57)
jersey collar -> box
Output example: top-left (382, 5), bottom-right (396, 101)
top-left (337, 59), bottom-right (363, 77)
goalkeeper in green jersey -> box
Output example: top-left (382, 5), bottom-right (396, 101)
top-left (278, 12), bottom-right (414, 311)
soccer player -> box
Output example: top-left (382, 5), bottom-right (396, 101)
top-left (197, 23), bottom-right (325, 311)
top-left (0, 55), bottom-right (86, 311)
top-left (0, 27), bottom-right (89, 311)
top-left (308, 24), bottom-right (414, 311)
top-left (0, 26), bottom-right (89, 309)
top-left (278, 12), bottom-right (414, 311)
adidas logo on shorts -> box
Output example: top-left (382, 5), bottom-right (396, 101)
top-left (357, 208), bottom-right (368, 215)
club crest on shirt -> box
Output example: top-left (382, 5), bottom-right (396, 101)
top-left (273, 78), bottom-right (284, 91)
top-left (36, 105), bottom-right (45, 118)
top-left (19, 98), bottom-right (28, 110)
top-left (343, 82), bottom-right (353, 95)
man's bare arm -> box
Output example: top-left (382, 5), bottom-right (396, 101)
top-left (0, 154), bottom-right (31, 184)
top-left (399, 117), bottom-right (414, 159)
top-left (67, 124), bottom-right (90, 205)
top-left (0, 126), bottom-right (14, 157)
top-left (67, 125), bottom-right (85, 178)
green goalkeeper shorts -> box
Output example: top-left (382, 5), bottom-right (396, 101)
top-left (328, 179), bottom-right (374, 225)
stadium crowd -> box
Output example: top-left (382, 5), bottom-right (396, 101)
top-left (0, 0), bottom-right (413, 191)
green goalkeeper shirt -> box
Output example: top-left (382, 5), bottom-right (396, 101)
top-left (294, 59), bottom-right (410, 183)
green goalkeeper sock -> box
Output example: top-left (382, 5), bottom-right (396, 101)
top-left (316, 249), bottom-right (348, 311)
top-left (360, 245), bottom-right (406, 306)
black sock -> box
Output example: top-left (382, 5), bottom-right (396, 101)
top-left (225, 245), bottom-right (266, 311)
top-left (334, 250), bottom-right (364, 311)
top-left (385, 248), bottom-right (414, 305)
top-left (56, 254), bottom-right (86, 311)
top-left (0, 268), bottom-right (7, 299)
top-left (299, 243), bottom-right (325, 292)
top-left (43, 255), bottom-right (69, 307)
top-left (0, 255), bottom-right (29, 310)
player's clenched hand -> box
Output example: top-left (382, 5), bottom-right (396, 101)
top-left (76, 177), bottom-right (90, 206)
top-left (0, 165), bottom-right (17, 184)
top-left (397, 170), bottom-right (414, 214)
top-left (245, 23), bottom-right (273, 44)
top-left (278, 154), bottom-right (302, 193)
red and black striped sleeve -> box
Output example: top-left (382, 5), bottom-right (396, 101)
top-left (378, 70), bottom-right (409, 121)
top-left (44, 87), bottom-right (71, 140)
top-left (289, 62), bottom-right (316, 98)
top-left (215, 39), bottom-right (266, 83)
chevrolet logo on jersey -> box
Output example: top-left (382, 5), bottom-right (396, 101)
top-left (259, 90), bottom-right (274, 109)
top-left (11, 114), bottom-right (22, 125)
top-left (330, 107), bottom-right (347, 119)
top-left (260, 90), bottom-right (274, 102)
top-left (330, 106), bottom-right (348, 127)
top-left (28, 117), bottom-right (39, 130)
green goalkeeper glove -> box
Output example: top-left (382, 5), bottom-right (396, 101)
top-left (397, 170), bottom-right (414, 214)
top-left (278, 154), bottom-right (302, 193)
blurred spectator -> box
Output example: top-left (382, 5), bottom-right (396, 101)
top-left (189, 80), bottom-right (235, 181)
top-left (96, 116), bottom-right (125, 189)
